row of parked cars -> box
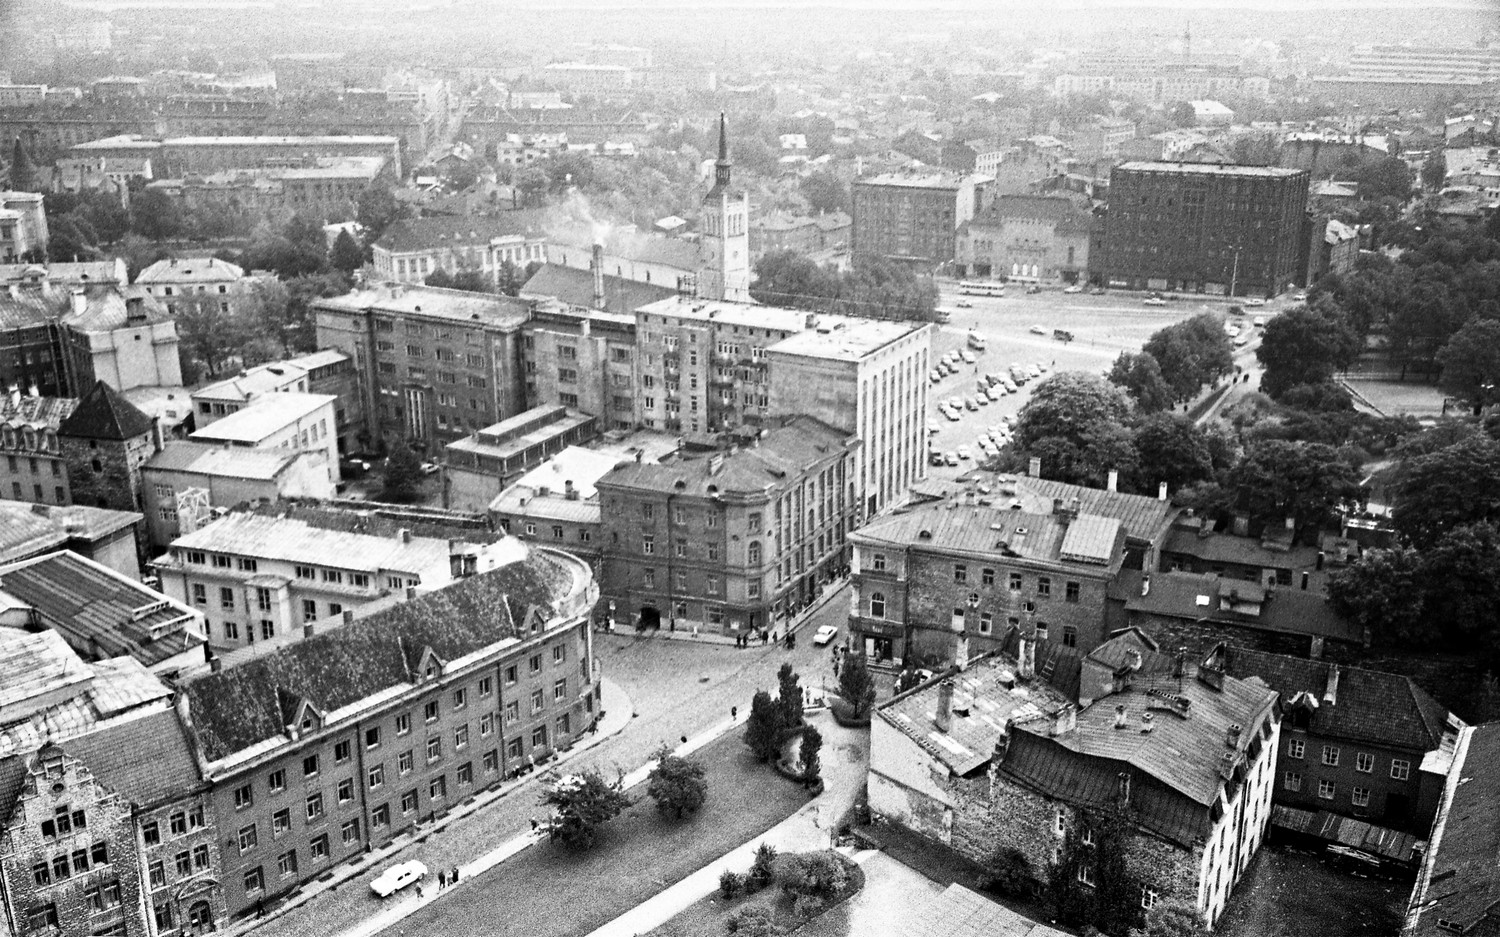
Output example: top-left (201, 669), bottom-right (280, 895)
top-left (928, 416), bottom-right (1017, 466)
top-left (930, 347), bottom-right (979, 382)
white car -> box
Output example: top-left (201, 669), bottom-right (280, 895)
top-left (948, 396), bottom-right (965, 410)
top-left (1245, 298), bottom-right (1266, 307)
top-left (927, 419), bottom-right (939, 434)
top-left (813, 624), bottom-right (839, 646)
top-left (1143, 297), bottom-right (1167, 307)
top-left (960, 350), bottom-right (977, 364)
top-left (944, 407), bottom-right (962, 422)
top-left (956, 299), bottom-right (973, 308)
top-left (420, 462), bottom-right (441, 476)
top-left (1293, 292), bottom-right (1307, 302)
top-left (929, 369), bottom-right (942, 383)
top-left (957, 446), bottom-right (972, 460)
top-left (1063, 285), bottom-right (1083, 294)
top-left (1002, 378), bottom-right (1018, 393)
top-left (371, 860), bottom-right (427, 898)
top-left (986, 385), bottom-right (1003, 401)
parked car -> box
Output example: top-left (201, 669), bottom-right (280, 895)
top-left (371, 861), bottom-right (427, 898)
top-left (1253, 315), bottom-right (1266, 327)
top-left (420, 462), bottom-right (442, 476)
top-left (813, 625), bottom-right (839, 646)
top-left (964, 397), bottom-right (979, 411)
top-left (1293, 292), bottom-right (1307, 302)
top-left (1245, 298), bottom-right (1266, 307)
top-left (1090, 287), bottom-right (1106, 295)
top-left (960, 349), bottom-right (976, 364)
top-left (1029, 324), bottom-right (1047, 335)
top-left (957, 446), bottom-right (972, 460)
top-left (945, 451), bottom-right (959, 466)
top-left (1002, 377), bottom-right (1018, 393)
top-left (930, 450), bottom-right (947, 466)
top-left (944, 407), bottom-right (962, 422)
top-left (1143, 297), bottom-right (1167, 306)
top-left (1026, 284), bottom-right (1042, 294)
top-left (929, 369), bottom-right (942, 383)
top-left (1063, 285), bottom-right (1083, 294)
top-left (956, 299), bottom-right (973, 308)
top-left (927, 420), bottom-right (939, 434)
top-left (986, 385), bottom-right (1003, 401)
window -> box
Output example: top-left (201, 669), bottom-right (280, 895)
top-left (301, 599), bottom-right (317, 622)
top-left (191, 583), bottom-right (206, 606)
top-left (1352, 787), bottom-right (1371, 808)
top-left (398, 749), bottom-right (414, 774)
top-left (979, 612), bottom-right (993, 635)
top-left (148, 860), bottom-right (164, 888)
top-left (272, 808), bottom-right (290, 837)
top-left (553, 678), bottom-right (567, 701)
top-left (372, 804), bottom-right (390, 828)
top-left (485, 750), bottom-right (501, 774)
top-left (1356, 752), bottom-right (1374, 773)
top-left (1283, 771), bottom-right (1302, 791)
top-left (142, 820), bottom-right (160, 844)
top-left (1391, 759), bottom-right (1411, 781)
top-left (1009, 572), bottom-right (1022, 591)
top-left (25, 904), bottom-right (58, 931)
top-left (366, 727), bottom-right (382, 749)
top-left (480, 713), bottom-right (495, 737)
top-left (953, 563), bottom-right (967, 583)
top-left (170, 812), bottom-right (187, 836)
top-left (278, 850), bottom-right (298, 877)
top-left (505, 700), bottom-right (520, 723)
top-left (337, 778), bottom-right (354, 804)
top-left (341, 819), bottom-right (360, 846)
top-left (1037, 577), bottom-right (1052, 597)
top-left (871, 552), bottom-right (886, 572)
top-left (1141, 887), bottom-right (1159, 911)
top-left (1318, 779), bottom-right (1336, 800)
top-left (1062, 625), bottom-right (1078, 648)
top-left (244, 866), bottom-right (265, 894)
top-left (1322, 745), bottom-right (1340, 767)
top-left (32, 861), bottom-right (51, 887)
top-left (552, 644), bottom-right (566, 664)
top-left (52, 854), bottom-right (70, 880)
top-left (479, 676), bottom-right (494, 697)
top-left (303, 754), bottom-right (319, 778)
top-left (192, 844), bottom-right (208, 870)
top-left (1054, 807), bottom-right (1066, 835)
top-left (1065, 581), bottom-right (1080, 603)
top-left (238, 823), bottom-right (258, 853)
top-left (429, 776), bottom-right (447, 800)
top-left (396, 713), bottom-right (411, 736)
top-left (530, 654), bottom-right (543, 674)
top-left (1081, 826), bottom-right (1096, 846)
top-left (400, 790), bottom-right (418, 814)
top-left (454, 687), bottom-right (468, 710)
top-left (531, 688), bottom-right (545, 713)
top-left (305, 793), bottom-right (324, 821)
top-left (1287, 739), bottom-right (1305, 760)
top-left (234, 784), bottom-right (253, 810)
top-left (309, 834), bottom-right (329, 862)
top-left (427, 737), bottom-right (442, 762)
top-left (507, 738), bottom-right (523, 760)
top-left (1077, 865), bottom-right (1095, 887)
top-left (951, 607), bottom-right (966, 630)
top-left (642, 535), bottom-right (655, 555)
top-left (368, 762), bottom-right (385, 788)
top-left (457, 762), bottom-right (474, 785)
top-left (424, 700), bottom-right (440, 723)
top-left (219, 586), bottom-right (235, 610)
top-left (869, 591), bottom-right (885, 618)
top-left (531, 725), bottom-right (548, 748)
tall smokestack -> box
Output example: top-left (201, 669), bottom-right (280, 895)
top-left (591, 243), bottom-right (605, 309)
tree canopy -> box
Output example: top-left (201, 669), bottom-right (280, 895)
top-left (1392, 434), bottom-right (1500, 549)
top-left (1141, 314), bottom-right (1234, 403)
top-left (646, 746), bottom-right (708, 819)
top-left (1438, 318), bottom-right (1500, 416)
top-left (1229, 439), bottom-right (1361, 532)
top-left (750, 250), bottom-right (938, 322)
top-left (1255, 297), bottom-right (1361, 399)
top-left (1108, 351), bottom-right (1174, 413)
top-left (541, 768), bottom-right (630, 849)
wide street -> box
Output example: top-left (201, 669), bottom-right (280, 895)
top-left (252, 593), bottom-right (849, 937)
top-left (923, 283), bottom-right (1280, 481)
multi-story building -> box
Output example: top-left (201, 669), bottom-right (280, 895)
top-left (1217, 645), bottom-right (1457, 833)
top-left (444, 405), bottom-right (599, 511)
top-left (371, 215), bottom-right (547, 289)
top-left (141, 442), bottom-right (337, 546)
top-left (135, 256), bottom-right (266, 319)
top-left (765, 317), bottom-right (931, 520)
top-left (0, 392), bottom-right (75, 507)
top-left (0, 191), bottom-right (48, 262)
top-left (698, 115), bottom-right (751, 303)
top-left (0, 501), bottom-right (144, 576)
top-left (0, 271), bottom-right (182, 399)
top-left (849, 474), bottom-right (1176, 667)
top-left (192, 349), bottom-right (360, 446)
top-left (175, 543), bottom-right (598, 921)
top-left (188, 392), bottom-right (341, 485)
top-left (596, 416), bottom-right (857, 637)
top-left (313, 284), bottom-right (532, 449)
top-left (0, 549), bottom-right (207, 676)
top-left (852, 169), bottom-right (989, 268)
top-left (956, 194), bottom-right (1093, 282)
top-left (520, 296), bottom-right (640, 431)
top-left (1067, 115), bottom-right (1138, 161)
top-left (57, 380), bottom-right (160, 516)
top-left (1093, 162), bottom-right (1310, 298)
top-left (69, 134), bottom-right (403, 178)
top-left (1053, 67), bottom-right (1270, 104)
top-left (151, 509), bottom-right (512, 650)
top-left (488, 446), bottom-right (624, 569)
top-left (146, 157), bottom-right (388, 228)
top-left (749, 211), bottom-right (852, 261)
top-left (519, 259), bottom-right (677, 319)
top-left (870, 629), bottom-right (1280, 929)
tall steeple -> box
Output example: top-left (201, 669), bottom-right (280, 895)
top-left (714, 112), bottom-right (732, 189)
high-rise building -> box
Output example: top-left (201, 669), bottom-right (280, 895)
top-left (1093, 161), bottom-right (1309, 298)
top-left (697, 114), bottom-right (751, 303)
top-left (852, 169), bottom-right (989, 268)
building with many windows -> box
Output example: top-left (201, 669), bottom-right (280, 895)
top-left (444, 405), bottom-right (599, 511)
top-left (150, 509), bottom-right (509, 650)
top-left (955, 194), bottom-right (1094, 282)
top-left (135, 256), bottom-right (265, 319)
top-left (1092, 162), bottom-right (1310, 298)
top-left (0, 392), bottom-right (76, 507)
top-left (596, 416), bottom-right (857, 636)
top-left (191, 349), bottom-right (360, 453)
top-left (371, 215), bottom-right (547, 289)
top-left (313, 284), bottom-right (532, 449)
top-left (522, 274), bottom-right (642, 431)
top-left (175, 543), bottom-right (598, 921)
top-left (69, 134), bottom-right (403, 179)
top-left (188, 391), bottom-right (341, 486)
top-left (0, 191), bottom-right (48, 263)
top-left (852, 169), bottom-right (990, 268)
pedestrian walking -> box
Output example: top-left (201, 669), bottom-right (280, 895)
top-left (731, 705), bottom-right (738, 721)
top-left (438, 869), bottom-right (447, 889)
top-left (681, 734), bottom-right (688, 745)
top-left (451, 866), bottom-right (459, 885)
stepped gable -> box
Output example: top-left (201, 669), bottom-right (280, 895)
top-left (58, 380), bottom-right (155, 440)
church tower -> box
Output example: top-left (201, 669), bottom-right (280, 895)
top-left (697, 113), bottom-right (751, 302)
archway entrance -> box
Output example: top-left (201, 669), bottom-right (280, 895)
top-left (188, 901), bottom-right (213, 930)
top-left (637, 605), bottom-right (661, 631)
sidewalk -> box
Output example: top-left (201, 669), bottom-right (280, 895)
top-left (624, 578), bottom-right (851, 649)
top-left (327, 688), bottom-right (759, 937)
top-left (229, 679), bottom-right (634, 937)
top-left (582, 708), bottom-right (870, 937)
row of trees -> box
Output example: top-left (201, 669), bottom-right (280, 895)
top-left (539, 744), bottom-right (710, 850)
top-left (750, 250), bottom-right (939, 322)
top-left (1109, 313), bottom-right (1235, 410)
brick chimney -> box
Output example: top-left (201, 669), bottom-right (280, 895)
top-left (1107, 469), bottom-right (1118, 493)
top-left (934, 680), bottom-right (954, 733)
top-left (1029, 456), bottom-right (1042, 478)
top-left (591, 243), bottom-right (606, 309)
top-left (1322, 664), bottom-right (1339, 706)
top-left (1017, 629), bottom-right (1035, 680)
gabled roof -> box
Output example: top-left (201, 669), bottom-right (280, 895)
top-left (179, 554), bottom-right (570, 762)
top-left (1162, 526), bottom-right (1321, 570)
top-left (58, 380), bottom-right (155, 440)
top-left (144, 441), bottom-right (301, 481)
top-left (1408, 723), bottom-right (1500, 936)
top-left (61, 710), bottom-right (202, 807)
top-left (853, 501), bottom-right (1127, 574)
top-left (0, 394), bottom-right (76, 431)
top-left (1011, 476), bottom-right (1176, 545)
top-left (1219, 646), bottom-right (1449, 752)
top-left (0, 500), bottom-right (142, 563)
top-left (520, 263), bottom-right (676, 315)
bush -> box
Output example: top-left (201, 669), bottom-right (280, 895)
top-left (748, 842), bottom-right (778, 890)
top-left (774, 851), bottom-right (849, 898)
top-left (988, 846), bottom-right (1039, 899)
top-left (726, 905), bottom-right (783, 936)
top-left (793, 893), bottom-right (826, 918)
top-left (799, 727), bottom-right (823, 782)
top-left (647, 745), bottom-right (708, 819)
top-left (719, 868), bottom-right (743, 898)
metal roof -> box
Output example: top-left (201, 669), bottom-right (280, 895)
top-left (189, 392), bottom-right (335, 444)
top-left (164, 511), bottom-right (456, 575)
top-left (1058, 514), bottom-right (1121, 565)
top-left (145, 441), bottom-right (299, 480)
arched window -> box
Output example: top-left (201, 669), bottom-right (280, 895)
top-left (869, 591), bottom-right (886, 619)
top-left (747, 541), bottom-right (761, 565)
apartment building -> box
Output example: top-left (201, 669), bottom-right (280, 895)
top-left (135, 257), bottom-right (265, 319)
top-left (0, 191), bottom-right (48, 263)
top-left (145, 157), bottom-right (388, 225)
top-left (522, 285), bottom-right (640, 431)
top-left (852, 170), bottom-right (989, 267)
top-left (69, 134), bottom-right (403, 178)
top-left (488, 445), bottom-right (624, 569)
top-left (176, 546), bottom-right (598, 921)
top-left (189, 392), bottom-right (341, 485)
top-left (596, 416), bottom-right (858, 637)
top-left (445, 405), bottom-right (599, 511)
top-left (141, 442), bottom-right (337, 546)
top-left (0, 393), bottom-right (75, 507)
top-left (371, 216), bottom-right (547, 289)
top-left (956, 194), bottom-right (1093, 282)
top-left (151, 510), bottom-right (492, 650)
top-left (192, 350), bottom-right (361, 451)
top-left (313, 284), bottom-right (531, 449)
top-left (765, 316), bottom-right (931, 520)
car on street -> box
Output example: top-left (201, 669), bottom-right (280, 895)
top-left (1026, 284), bottom-right (1041, 294)
top-left (960, 349), bottom-right (976, 364)
top-left (1293, 292), bottom-right (1307, 302)
top-left (1063, 285), bottom-right (1083, 294)
top-left (420, 462), bottom-right (442, 476)
top-left (929, 450), bottom-right (947, 466)
top-left (927, 420), bottom-right (939, 434)
top-left (957, 446), bottom-right (972, 460)
top-left (986, 385), bottom-right (1003, 401)
top-left (929, 369), bottom-right (941, 383)
top-left (371, 861), bottom-right (427, 898)
top-left (1245, 298), bottom-right (1266, 307)
top-left (1234, 335), bottom-right (1249, 346)
top-left (956, 299), bottom-right (973, 308)
top-left (1143, 297), bottom-right (1167, 306)
top-left (1029, 324), bottom-right (1047, 335)
top-left (948, 396), bottom-right (964, 409)
top-left (1002, 377), bottom-right (1018, 392)
top-left (1253, 315), bottom-right (1266, 327)
top-left (813, 624), bottom-right (839, 646)
top-left (943, 407), bottom-right (961, 421)
top-left (964, 397), bottom-right (980, 411)
top-left (944, 451), bottom-right (959, 466)
top-left (1026, 364), bottom-right (1041, 380)
top-left (1090, 287), bottom-right (1106, 295)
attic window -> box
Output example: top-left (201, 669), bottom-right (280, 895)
top-left (918, 530), bottom-right (933, 540)
top-left (301, 716), bottom-right (314, 730)
top-left (1195, 594), bottom-right (1210, 607)
top-left (1015, 527), bottom-right (1029, 534)
top-left (425, 663), bottom-right (436, 679)
top-left (707, 484), bottom-right (718, 493)
top-left (674, 480), bottom-right (687, 490)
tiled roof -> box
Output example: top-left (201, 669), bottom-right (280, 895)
top-left (164, 511), bottom-right (455, 575)
top-left (136, 256), bottom-right (244, 283)
top-left (0, 394), bottom-right (76, 430)
top-left (597, 417), bottom-right (854, 501)
top-left (896, 884), bottom-right (1071, 937)
top-left (520, 263), bottom-right (677, 315)
top-left (59, 380), bottom-right (156, 440)
top-left (1219, 646), bottom-right (1449, 752)
top-left (0, 286), bottom-right (67, 329)
top-left (1121, 569), bottom-right (1364, 643)
top-left (1408, 723), bottom-right (1500, 936)
top-left (179, 555), bottom-right (569, 762)
top-left (0, 551), bottom-right (205, 668)
top-left (62, 710), bottom-right (203, 807)
top-left (853, 501), bottom-right (1126, 573)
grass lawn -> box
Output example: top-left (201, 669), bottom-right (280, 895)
top-left (1216, 844), bottom-right (1406, 937)
top-left (645, 851), bottom-right (864, 937)
top-left (397, 732), bottom-right (810, 937)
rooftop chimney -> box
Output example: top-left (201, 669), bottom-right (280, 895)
top-left (125, 295), bottom-right (146, 323)
top-left (934, 680), bottom-right (955, 733)
top-left (591, 243), bottom-right (606, 309)
top-left (397, 528), bottom-right (412, 544)
top-left (1323, 664), bottom-right (1339, 706)
top-left (1226, 723), bottom-right (1242, 747)
top-left (1107, 469), bottom-right (1118, 493)
top-left (1029, 456), bottom-right (1042, 478)
top-left (564, 479), bottom-right (577, 500)
top-left (1017, 629), bottom-right (1036, 680)
top-left (1113, 704), bottom-right (1128, 729)
top-left (1157, 481), bottom-right (1168, 501)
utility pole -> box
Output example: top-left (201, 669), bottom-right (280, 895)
top-left (1229, 247), bottom-right (1241, 298)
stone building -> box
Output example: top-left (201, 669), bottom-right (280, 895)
top-left (57, 380), bottom-right (159, 515)
top-left (852, 169), bottom-right (990, 268)
top-left (698, 114), bottom-right (751, 303)
top-left (175, 543), bottom-right (598, 921)
top-left (0, 392), bottom-right (76, 507)
top-left (870, 629), bottom-right (1280, 929)
top-left (955, 195), bottom-right (1094, 283)
top-left (849, 474), bottom-right (1176, 668)
top-left (371, 215), bottom-right (547, 289)
top-left (596, 416), bottom-right (858, 636)
top-left (522, 269), bottom-right (642, 432)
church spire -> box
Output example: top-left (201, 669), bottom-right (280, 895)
top-left (714, 112), bottom-right (731, 188)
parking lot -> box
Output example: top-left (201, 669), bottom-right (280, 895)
top-left (923, 284), bottom-right (1281, 482)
